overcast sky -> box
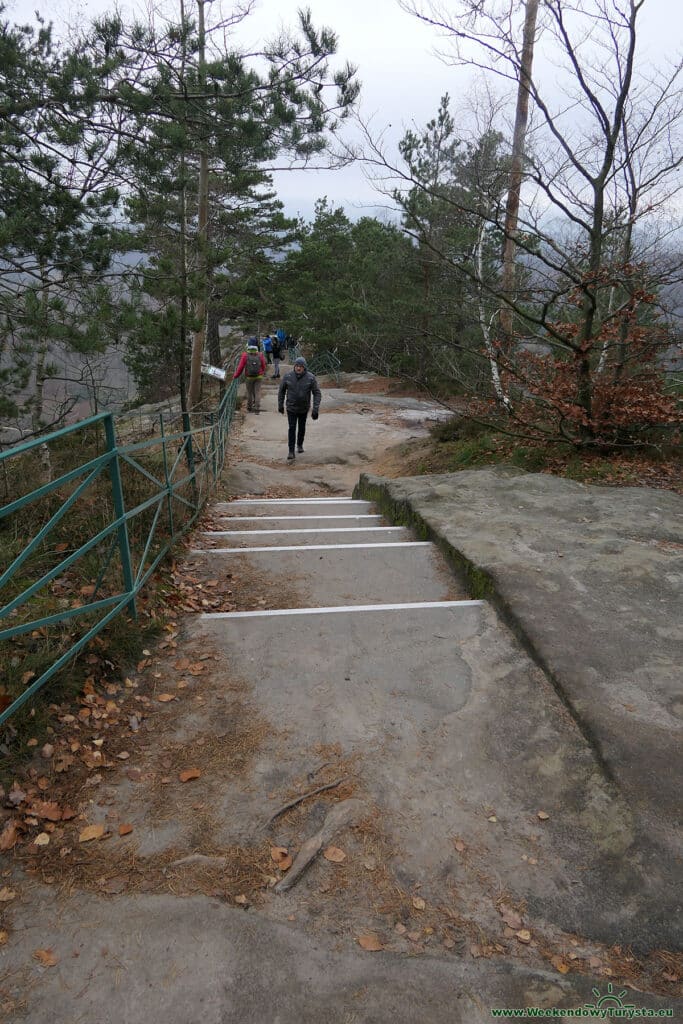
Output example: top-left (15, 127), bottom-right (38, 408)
top-left (7, 0), bottom-right (683, 221)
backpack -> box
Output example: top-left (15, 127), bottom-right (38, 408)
top-left (245, 351), bottom-right (261, 378)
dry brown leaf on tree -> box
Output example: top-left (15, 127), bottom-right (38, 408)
top-left (357, 933), bottom-right (383, 952)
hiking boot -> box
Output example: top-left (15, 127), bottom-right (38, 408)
top-left (297, 445), bottom-right (304, 453)
top-left (287, 451), bottom-right (295, 460)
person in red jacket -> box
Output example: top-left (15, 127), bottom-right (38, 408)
top-left (233, 342), bottom-right (267, 414)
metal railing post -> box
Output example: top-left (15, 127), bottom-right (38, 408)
top-left (182, 410), bottom-right (199, 506)
top-left (159, 413), bottom-right (175, 538)
top-left (104, 414), bottom-right (136, 618)
top-left (209, 413), bottom-right (217, 482)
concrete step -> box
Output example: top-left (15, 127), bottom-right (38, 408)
top-left (213, 498), bottom-right (374, 518)
top-left (200, 526), bottom-right (411, 548)
top-left (214, 515), bottom-right (384, 529)
top-left (188, 543), bottom-right (463, 606)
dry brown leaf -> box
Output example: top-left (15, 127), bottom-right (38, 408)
top-left (357, 933), bottom-right (383, 952)
top-left (515, 929), bottom-right (532, 944)
top-left (55, 542), bottom-right (69, 552)
top-left (412, 896), bottom-right (426, 911)
top-left (234, 894), bottom-right (249, 906)
top-left (157, 694), bottom-right (175, 703)
top-left (499, 905), bottom-right (523, 931)
top-left (179, 768), bottom-right (201, 783)
top-left (33, 948), bottom-right (58, 967)
top-left (33, 833), bottom-right (50, 847)
top-left (0, 820), bottom-right (19, 851)
top-left (188, 663), bottom-right (206, 676)
top-left (323, 845), bottom-right (347, 863)
top-left (0, 930), bottom-right (8, 946)
top-left (453, 839), bottom-right (466, 853)
top-left (270, 846), bottom-right (289, 864)
top-left (78, 824), bottom-right (106, 843)
top-left (21, 671), bottom-right (36, 685)
top-left (537, 811), bottom-right (550, 821)
top-left (551, 956), bottom-right (570, 974)
top-left (0, 888), bottom-right (17, 903)
top-left (29, 800), bottom-right (62, 822)
top-left (119, 824), bottom-right (134, 836)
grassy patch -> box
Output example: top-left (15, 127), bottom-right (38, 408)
top-left (377, 416), bottom-right (681, 493)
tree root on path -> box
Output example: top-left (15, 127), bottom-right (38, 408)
top-left (265, 777), bottom-right (348, 827)
top-left (274, 798), bottom-right (366, 894)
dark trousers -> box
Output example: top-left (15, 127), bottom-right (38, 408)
top-left (287, 410), bottom-right (307, 451)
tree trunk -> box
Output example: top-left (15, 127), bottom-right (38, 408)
top-left (476, 221), bottom-right (511, 410)
top-left (499, 0), bottom-right (539, 350)
top-left (188, 0), bottom-right (210, 410)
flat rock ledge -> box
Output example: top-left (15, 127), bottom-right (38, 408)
top-left (355, 467), bottom-right (683, 951)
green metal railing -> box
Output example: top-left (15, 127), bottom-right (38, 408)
top-left (0, 381), bottom-right (239, 726)
top-left (308, 351), bottom-right (342, 384)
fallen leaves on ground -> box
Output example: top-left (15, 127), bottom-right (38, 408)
top-left (33, 949), bottom-right (58, 967)
top-left (178, 768), bottom-right (201, 783)
top-left (499, 905), bottom-right (524, 931)
top-left (0, 820), bottom-right (19, 851)
top-left (357, 933), bottom-right (383, 952)
top-left (323, 845), bottom-right (346, 863)
top-left (270, 846), bottom-right (293, 871)
top-left (78, 824), bottom-right (106, 843)
top-left (551, 955), bottom-right (571, 974)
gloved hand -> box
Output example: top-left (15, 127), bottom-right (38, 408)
top-left (279, 408), bottom-right (284, 415)
top-left (311, 411), bottom-right (319, 420)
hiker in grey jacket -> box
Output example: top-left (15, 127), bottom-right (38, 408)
top-left (278, 357), bottom-right (321, 460)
